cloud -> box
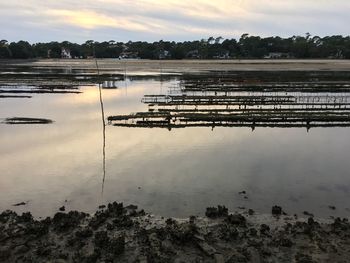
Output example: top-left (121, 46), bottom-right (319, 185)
top-left (0, 0), bottom-right (349, 43)
top-left (46, 9), bottom-right (151, 31)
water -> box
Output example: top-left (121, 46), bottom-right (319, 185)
top-left (1, 66), bottom-right (350, 219)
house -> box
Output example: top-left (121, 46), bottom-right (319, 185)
top-left (264, 52), bottom-right (291, 59)
top-left (119, 51), bottom-right (139, 59)
top-left (61, 48), bottom-right (72, 59)
top-left (213, 51), bottom-right (230, 59)
top-left (158, 50), bottom-right (171, 59)
top-left (186, 50), bottom-right (200, 59)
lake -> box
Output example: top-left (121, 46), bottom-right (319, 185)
top-left (1, 60), bottom-right (350, 219)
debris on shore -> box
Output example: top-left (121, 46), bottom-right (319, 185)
top-left (1, 203), bottom-right (350, 262)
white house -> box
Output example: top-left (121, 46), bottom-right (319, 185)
top-left (61, 48), bottom-right (72, 59)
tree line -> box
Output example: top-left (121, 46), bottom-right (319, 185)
top-left (1, 34), bottom-right (350, 59)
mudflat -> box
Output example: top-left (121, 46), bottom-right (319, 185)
top-left (1, 59), bottom-right (350, 72)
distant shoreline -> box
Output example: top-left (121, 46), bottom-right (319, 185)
top-left (1, 59), bottom-right (350, 72)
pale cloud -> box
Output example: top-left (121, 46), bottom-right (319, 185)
top-left (0, 0), bottom-right (349, 43)
top-left (46, 9), bottom-right (151, 31)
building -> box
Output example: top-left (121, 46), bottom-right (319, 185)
top-left (158, 50), bottom-right (171, 59)
top-left (61, 48), bottom-right (72, 59)
top-left (213, 51), bottom-right (230, 59)
top-left (119, 51), bottom-right (139, 59)
top-left (186, 50), bottom-right (200, 59)
top-left (264, 52), bottom-right (291, 59)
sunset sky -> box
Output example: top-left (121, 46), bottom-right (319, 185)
top-left (1, 0), bottom-right (349, 43)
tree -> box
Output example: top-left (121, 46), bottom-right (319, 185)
top-left (215, 36), bottom-right (223, 44)
top-left (0, 40), bottom-right (11, 58)
top-left (9, 41), bottom-right (33, 58)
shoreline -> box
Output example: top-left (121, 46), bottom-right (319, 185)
top-left (1, 59), bottom-right (350, 73)
top-left (1, 203), bottom-right (349, 262)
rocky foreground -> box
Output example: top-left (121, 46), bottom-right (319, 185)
top-left (1, 203), bottom-right (350, 263)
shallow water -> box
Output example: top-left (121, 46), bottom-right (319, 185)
top-left (1, 67), bottom-right (350, 219)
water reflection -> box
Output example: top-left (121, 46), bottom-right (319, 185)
top-left (2, 69), bottom-right (350, 219)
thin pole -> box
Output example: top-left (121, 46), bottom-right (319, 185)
top-left (94, 49), bottom-right (106, 196)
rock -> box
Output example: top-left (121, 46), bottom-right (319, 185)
top-left (193, 234), bottom-right (205, 241)
top-left (112, 215), bottom-right (133, 228)
top-left (248, 247), bottom-right (261, 263)
top-left (52, 211), bottom-right (87, 232)
top-left (98, 205), bottom-right (106, 209)
top-left (239, 191), bottom-right (246, 195)
top-left (0, 210), bottom-right (17, 223)
top-left (189, 215), bottom-right (196, 224)
top-left (138, 255), bottom-right (148, 263)
top-left (14, 245), bottom-right (29, 254)
top-left (106, 223), bottom-right (114, 230)
top-left (303, 211), bottom-right (314, 217)
top-left (248, 209), bottom-right (255, 215)
top-left (125, 204), bottom-right (138, 216)
top-left (89, 211), bottom-right (108, 229)
top-left (197, 241), bottom-right (217, 256)
top-left (248, 238), bottom-right (263, 248)
top-left (328, 205), bottom-right (336, 210)
top-left (272, 206), bottom-right (282, 216)
top-left (94, 231), bottom-right (109, 248)
top-left (166, 218), bottom-right (176, 225)
top-left (107, 202), bottom-right (124, 217)
top-left (125, 204), bottom-right (138, 210)
top-left (226, 214), bottom-right (246, 226)
top-left (36, 245), bottom-right (52, 256)
top-left (307, 217), bottom-right (318, 226)
top-left (226, 250), bottom-right (249, 263)
top-left (219, 224), bottom-right (238, 240)
top-left (59, 206), bottom-right (65, 212)
top-left (109, 235), bottom-right (125, 256)
top-left (18, 212), bottom-right (33, 223)
top-left (295, 252), bottom-right (314, 263)
top-left (332, 217), bottom-right (350, 232)
top-left (0, 247), bottom-right (11, 261)
top-left (278, 237), bottom-right (293, 247)
top-left (260, 224), bottom-right (270, 235)
top-left (75, 227), bottom-right (93, 238)
top-left (214, 253), bottom-right (225, 263)
top-left (205, 205), bottom-right (228, 218)
top-left (249, 228), bottom-right (257, 236)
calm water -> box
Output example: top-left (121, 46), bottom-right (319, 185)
top-left (1, 69), bottom-right (350, 218)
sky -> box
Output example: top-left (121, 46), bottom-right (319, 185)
top-left (1, 0), bottom-right (349, 43)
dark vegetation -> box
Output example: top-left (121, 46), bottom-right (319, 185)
top-left (1, 34), bottom-right (350, 59)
